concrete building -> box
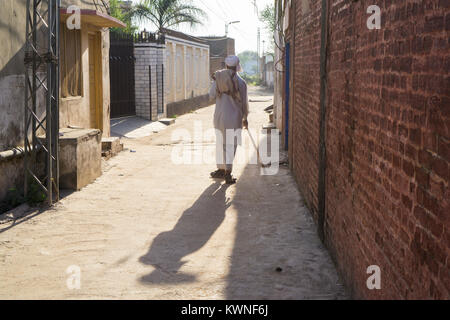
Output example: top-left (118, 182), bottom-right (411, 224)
top-left (199, 37), bottom-right (235, 74)
top-left (0, 0), bottom-right (125, 206)
top-left (133, 29), bottom-right (211, 120)
top-left (261, 56), bottom-right (274, 89)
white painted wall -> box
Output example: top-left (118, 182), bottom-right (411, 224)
top-left (164, 36), bottom-right (210, 105)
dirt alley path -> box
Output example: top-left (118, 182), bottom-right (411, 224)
top-left (0, 87), bottom-right (348, 299)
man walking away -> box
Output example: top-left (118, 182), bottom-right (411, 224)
top-left (209, 55), bottom-right (249, 185)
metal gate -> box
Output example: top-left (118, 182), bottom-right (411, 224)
top-left (110, 32), bottom-right (136, 118)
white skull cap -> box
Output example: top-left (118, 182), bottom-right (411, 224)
top-left (225, 55), bottom-right (243, 72)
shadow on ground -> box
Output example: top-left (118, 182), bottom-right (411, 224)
top-left (0, 190), bottom-right (75, 234)
top-left (138, 182), bottom-right (231, 284)
top-left (224, 163), bottom-right (348, 299)
top-left (111, 116), bottom-right (168, 139)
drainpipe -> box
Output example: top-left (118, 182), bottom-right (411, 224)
top-left (0, 148), bottom-right (26, 162)
top-left (318, 0), bottom-right (330, 242)
top-left (0, 145), bottom-right (44, 163)
top-left (288, 0), bottom-right (296, 171)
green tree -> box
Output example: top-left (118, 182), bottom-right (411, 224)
top-left (238, 51), bottom-right (258, 75)
top-left (259, 3), bottom-right (276, 57)
top-left (128, 0), bottom-right (206, 33)
top-left (260, 3), bottom-right (276, 34)
top-left (109, 0), bottom-right (137, 34)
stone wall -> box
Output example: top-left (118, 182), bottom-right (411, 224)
top-left (134, 43), bottom-right (166, 121)
top-left (166, 94), bottom-right (213, 118)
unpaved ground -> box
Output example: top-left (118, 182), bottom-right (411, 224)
top-left (0, 87), bottom-right (348, 299)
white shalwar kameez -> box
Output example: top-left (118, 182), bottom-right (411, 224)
top-left (209, 74), bottom-right (249, 171)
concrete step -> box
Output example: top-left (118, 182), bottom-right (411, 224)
top-left (102, 137), bottom-right (123, 158)
top-left (159, 118), bottom-right (176, 126)
top-left (262, 123), bottom-right (277, 134)
top-left (264, 104), bottom-right (274, 113)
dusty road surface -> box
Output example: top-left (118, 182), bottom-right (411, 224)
top-left (0, 87), bottom-right (347, 299)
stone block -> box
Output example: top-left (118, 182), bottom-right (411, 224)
top-left (59, 128), bottom-right (102, 190)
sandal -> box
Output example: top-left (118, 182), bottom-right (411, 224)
top-left (210, 169), bottom-right (225, 179)
top-left (224, 172), bottom-right (237, 185)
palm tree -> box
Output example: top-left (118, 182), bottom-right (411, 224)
top-left (128, 0), bottom-right (206, 33)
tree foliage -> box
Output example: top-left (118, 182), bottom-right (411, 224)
top-left (260, 3), bottom-right (276, 34)
top-left (127, 0), bottom-right (206, 33)
top-left (259, 3), bottom-right (276, 56)
top-left (238, 51), bottom-right (259, 75)
top-left (109, 0), bottom-right (137, 34)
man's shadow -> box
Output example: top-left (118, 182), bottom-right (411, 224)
top-left (139, 182), bottom-right (231, 284)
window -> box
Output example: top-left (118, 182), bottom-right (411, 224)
top-left (60, 25), bottom-right (82, 98)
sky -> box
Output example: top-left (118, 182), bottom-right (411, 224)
top-left (131, 0), bottom-right (274, 54)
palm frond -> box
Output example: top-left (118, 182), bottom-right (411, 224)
top-left (128, 0), bottom-right (206, 32)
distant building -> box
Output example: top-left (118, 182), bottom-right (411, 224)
top-left (131, 28), bottom-right (211, 121)
top-left (199, 37), bottom-right (235, 74)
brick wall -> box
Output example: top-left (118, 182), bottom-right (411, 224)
top-left (201, 38), bottom-right (236, 73)
top-left (292, 0), bottom-right (323, 223)
top-left (290, 0), bottom-right (449, 299)
top-left (134, 43), bottom-right (166, 120)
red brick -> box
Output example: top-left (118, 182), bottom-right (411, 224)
top-left (438, 138), bottom-right (449, 161)
top-left (413, 205), bottom-right (443, 238)
top-left (418, 150), bottom-right (433, 170)
top-left (431, 156), bottom-right (448, 180)
top-left (402, 194), bottom-right (413, 210)
top-left (403, 159), bottom-right (415, 177)
top-left (409, 128), bottom-right (422, 146)
top-left (415, 167), bottom-right (430, 188)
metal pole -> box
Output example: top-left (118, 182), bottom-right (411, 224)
top-left (54, 0), bottom-right (61, 201)
top-left (24, 0), bottom-right (60, 205)
top-left (24, 0), bottom-right (31, 197)
top-left (257, 27), bottom-right (260, 76)
top-left (47, 0), bottom-right (54, 205)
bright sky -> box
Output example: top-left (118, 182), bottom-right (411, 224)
top-left (131, 0), bottom-right (274, 54)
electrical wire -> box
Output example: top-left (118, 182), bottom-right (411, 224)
top-left (198, 0), bottom-right (227, 22)
top-left (214, 0), bottom-right (231, 22)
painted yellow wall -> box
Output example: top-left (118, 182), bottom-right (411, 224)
top-left (59, 23), bottom-right (110, 137)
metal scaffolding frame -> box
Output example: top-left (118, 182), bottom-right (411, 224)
top-left (24, 0), bottom-right (60, 205)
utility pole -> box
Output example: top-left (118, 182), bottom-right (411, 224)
top-left (225, 21), bottom-right (240, 37)
top-left (24, 0), bottom-right (60, 205)
top-left (257, 27), bottom-right (260, 76)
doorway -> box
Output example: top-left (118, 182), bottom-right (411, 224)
top-left (88, 32), bottom-right (103, 131)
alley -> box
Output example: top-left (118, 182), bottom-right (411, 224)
top-left (0, 88), bottom-right (347, 299)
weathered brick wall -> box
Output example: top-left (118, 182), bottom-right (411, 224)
top-left (290, 0), bottom-right (449, 299)
top-left (201, 38), bottom-right (236, 73)
top-left (134, 43), bottom-right (166, 120)
top-left (291, 0), bottom-right (323, 222)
